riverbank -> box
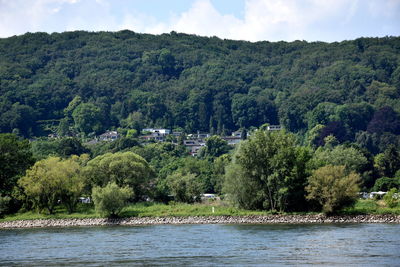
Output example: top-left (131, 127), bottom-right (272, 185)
top-left (1, 214), bottom-right (400, 229)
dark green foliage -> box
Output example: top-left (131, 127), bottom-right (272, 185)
top-left (89, 137), bottom-right (140, 157)
top-left (374, 145), bottom-right (400, 178)
top-left (30, 137), bottom-right (88, 160)
top-left (57, 138), bottom-right (89, 157)
top-left (367, 106), bottom-right (400, 135)
top-left (72, 102), bottom-right (105, 135)
top-left (198, 135), bottom-right (231, 159)
top-left (335, 102), bottom-right (375, 133)
top-left (315, 121), bottom-right (348, 146)
top-left (0, 32), bottom-right (399, 138)
top-left (0, 195), bottom-right (11, 217)
top-left (0, 134), bottom-right (34, 196)
top-left (372, 177), bottom-right (400, 192)
top-left (0, 103), bottom-right (37, 137)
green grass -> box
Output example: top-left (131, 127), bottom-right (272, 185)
top-left (119, 201), bottom-right (271, 217)
top-left (340, 199), bottom-right (400, 215)
top-left (1, 199), bottom-right (399, 222)
top-left (0, 203), bottom-right (99, 222)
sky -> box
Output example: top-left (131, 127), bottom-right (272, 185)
top-left (0, 0), bottom-right (399, 42)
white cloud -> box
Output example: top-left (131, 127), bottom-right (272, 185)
top-left (133, 0), bottom-right (364, 41)
top-left (0, 0), bottom-right (399, 41)
top-left (166, 0), bottom-right (242, 38)
top-left (0, 0), bottom-right (82, 36)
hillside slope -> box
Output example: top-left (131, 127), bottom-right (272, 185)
top-left (0, 31), bottom-right (399, 149)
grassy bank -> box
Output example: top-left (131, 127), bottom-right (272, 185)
top-left (1, 200), bottom-right (399, 222)
top-left (341, 199), bottom-right (400, 215)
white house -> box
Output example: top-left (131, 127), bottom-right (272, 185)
top-left (142, 128), bottom-right (171, 135)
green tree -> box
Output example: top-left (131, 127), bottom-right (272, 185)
top-left (57, 117), bottom-right (72, 136)
top-left (64, 96), bottom-right (82, 118)
top-left (306, 165), bottom-right (361, 214)
top-left (0, 134), bottom-right (34, 196)
top-left (374, 145), bottom-right (400, 178)
top-left (211, 154), bottom-right (231, 194)
top-left (59, 156), bottom-right (87, 213)
top-left (372, 177), bottom-right (400, 192)
top-left (335, 102), bottom-right (374, 133)
top-left (223, 130), bottom-right (311, 211)
top-left (166, 172), bottom-right (202, 203)
top-left (313, 145), bottom-right (368, 174)
top-left (18, 156), bottom-right (84, 214)
top-left (83, 151), bottom-right (154, 201)
top-left (198, 135), bottom-right (231, 159)
top-left (57, 137), bottom-right (88, 157)
top-left (231, 94), bottom-right (258, 128)
top-left (72, 102), bottom-right (104, 135)
top-left (306, 102), bottom-right (337, 130)
top-left (0, 195), bottom-right (11, 217)
top-left (383, 188), bottom-right (399, 208)
top-left (1, 102), bottom-right (36, 137)
top-left (92, 182), bottom-right (133, 217)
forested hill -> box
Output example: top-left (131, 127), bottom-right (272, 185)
top-left (1, 31), bottom-right (399, 150)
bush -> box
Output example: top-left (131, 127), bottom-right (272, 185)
top-left (92, 182), bottom-right (133, 217)
top-left (0, 195), bottom-right (11, 217)
top-left (306, 165), bottom-right (361, 214)
top-left (384, 188), bottom-right (399, 208)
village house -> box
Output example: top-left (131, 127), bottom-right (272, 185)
top-left (231, 131), bottom-right (243, 137)
top-left (99, 130), bottom-right (119, 141)
top-left (222, 136), bottom-right (242, 145)
top-left (142, 128), bottom-right (171, 135)
top-left (140, 131), bottom-right (166, 142)
top-left (266, 125), bottom-right (282, 131)
top-left (183, 139), bottom-right (205, 156)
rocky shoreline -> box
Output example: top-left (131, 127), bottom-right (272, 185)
top-left (1, 214), bottom-right (399, 229)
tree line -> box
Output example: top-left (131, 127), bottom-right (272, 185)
top-left (1, 130), bottom-right (399, 217)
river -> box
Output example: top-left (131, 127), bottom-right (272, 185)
top-left (1, 223), bottom-right (399, 266)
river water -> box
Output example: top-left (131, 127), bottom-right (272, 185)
top-left (1, 223), bottom-right (399, 266)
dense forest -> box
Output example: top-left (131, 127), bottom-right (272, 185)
top-left (1, 31), bottom-right (400, 216)
top-left (0, 31), bottom-right (399, 151)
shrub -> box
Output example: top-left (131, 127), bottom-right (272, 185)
top-left (383, 188), bottom-right (399, 208)
top-left (0, 195), bottom-right (11, 217)
top-left (306, 165), bottom-right (361, 214)
top-left (92, 182), bottom-right (133, 217)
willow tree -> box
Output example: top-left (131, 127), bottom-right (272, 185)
top-left (18, 156), bottom-right (85, 214)
top-left (223, 130), bottom-right (311, 212)
top-left (83, 151), bottom-right (154, 202)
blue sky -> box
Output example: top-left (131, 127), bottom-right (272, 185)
top-left (0, 0), bottom-right (399, 42)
